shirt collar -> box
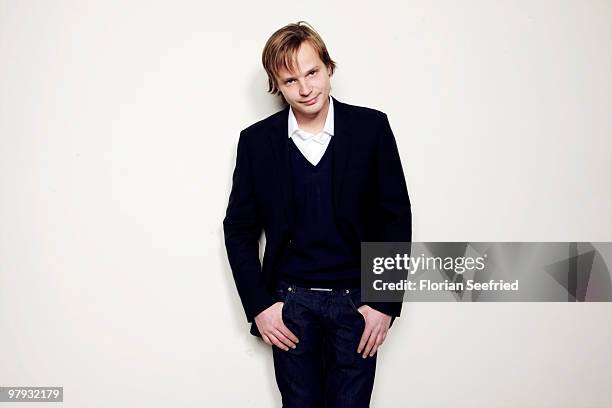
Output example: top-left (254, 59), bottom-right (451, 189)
top-left (288, 95), bottom-right (334, 143)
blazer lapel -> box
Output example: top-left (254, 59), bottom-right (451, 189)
top-left (331, 96), bottom-right (351, 215)
top-left (266, 106), bottom-right (295, 233)
top-left (266, 96), bottom-right (352, 234)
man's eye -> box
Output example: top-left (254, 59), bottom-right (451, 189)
top-left (308, 71), bottom-right (317, 76)
top-left (286, 80), bottom-right (295, 85)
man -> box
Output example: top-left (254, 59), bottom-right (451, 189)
top-left (223, 21), bottom-right (411, 407)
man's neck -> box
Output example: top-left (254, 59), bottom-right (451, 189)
top-left (293, 97), bottom-right (330, 134)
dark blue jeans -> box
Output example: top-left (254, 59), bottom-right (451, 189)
top-left (272, 280), bottom-right (377, 408)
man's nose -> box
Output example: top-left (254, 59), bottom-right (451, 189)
top-left (298, 80), bottom-right (311, 96)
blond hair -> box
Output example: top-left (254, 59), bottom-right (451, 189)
top-left (262, 21), bottom-right (337, 96)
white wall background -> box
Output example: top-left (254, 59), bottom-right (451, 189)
top-left (1, 1), bottom-right (611, 406)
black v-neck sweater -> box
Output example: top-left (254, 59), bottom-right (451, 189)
top-left (275, 137), bottom-right (361, 289)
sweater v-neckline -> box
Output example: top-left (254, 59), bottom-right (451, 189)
top-left (289, 137), bottom-right (333, 169)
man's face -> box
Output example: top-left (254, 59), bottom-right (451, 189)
top-left (275, 41), bottom-right (332, 119)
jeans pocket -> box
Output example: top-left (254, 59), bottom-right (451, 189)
top-left (274, 287), bottom-right (287, 302)
top-left (275, 286), bottom-right (294, 322)
top-left (346, 289), bottom-right (364, 316)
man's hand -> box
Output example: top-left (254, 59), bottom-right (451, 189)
top-left (254, 302), bottom-right (299, 351)
top-left (356, 305), bottom-right (392, 358)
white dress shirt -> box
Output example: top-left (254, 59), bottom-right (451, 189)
top-left (288, 96), bottom-right (334, 166)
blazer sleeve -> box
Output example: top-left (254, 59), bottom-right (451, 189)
top-left (223, 131), bottom-right (276, 322)
top-left (364, 113), bottom-right (412, 319)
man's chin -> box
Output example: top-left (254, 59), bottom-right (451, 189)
top-left (294, 100), bottom-right (325, 117)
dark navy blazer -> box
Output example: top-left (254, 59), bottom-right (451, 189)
top-left (223, 97), bottom-right (412, 337)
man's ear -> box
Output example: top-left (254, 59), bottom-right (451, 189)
top-left (327, 65), bottom-right (333, 77)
